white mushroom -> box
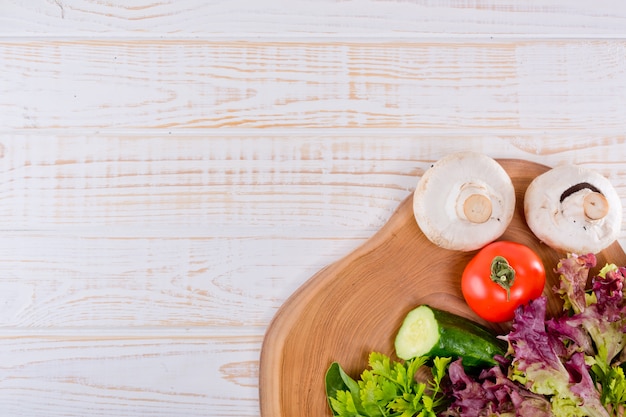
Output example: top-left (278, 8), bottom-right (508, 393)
top-left (524, 164), bottom-right (622, 254)
top-left (413, 152), bottom-right (516, 251)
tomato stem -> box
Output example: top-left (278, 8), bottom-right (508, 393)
top-left (490, 256), bottom-right (516, 301)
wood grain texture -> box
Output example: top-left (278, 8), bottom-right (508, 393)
top-left (2, 0), bottom-right (626, 36)
top-left (259, 159), bottom-right (626, 417)
top-left (0, 333), bottom-right (262, 416)
top-left (1, 40), bottom-right (626, 130)
top-left (0, 231), bottom-right (361, 327)
top-left (0, 136), bottom-right (624, 332)
top-left (0, 135), bottom-right (625, 228)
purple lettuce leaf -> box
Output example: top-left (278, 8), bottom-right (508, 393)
top-left (443, 359), bottom-right (551, 417)
top-left (553, 253), bottom-right (596, 314)
top-left (505, 296), bottom-right (609, 416)
top-left (546, 314), bottom-right (593, 357)
top-left (593, 265), bottom-right (626, 321)
top-left (567, 352), bottom-right (609, 416)
top-left (505, 296), bottom-right (571, 395)
top-left (557, 261), bottom-right (626, 367)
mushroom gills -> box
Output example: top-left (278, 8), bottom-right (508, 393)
top-left (559, 182), bottom-right (601, 202)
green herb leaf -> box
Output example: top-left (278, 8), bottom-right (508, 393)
top-left (325, 353), bottom-right (452, 417)
top-left (325, 362), bottom-right (366, 416)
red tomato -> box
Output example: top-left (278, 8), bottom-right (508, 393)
top-left (461, 241), bottom-right (546, 323)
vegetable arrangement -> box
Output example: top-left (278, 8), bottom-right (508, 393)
top-left (324, 157), bottom-right (626, 416)
top-left (325, 253), bottom-right (626, 416)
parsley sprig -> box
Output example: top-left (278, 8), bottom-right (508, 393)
top-left (325, 352), bottom-right (451, 417)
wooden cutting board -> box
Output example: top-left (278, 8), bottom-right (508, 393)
top-left (258, 159), bottom-right (626, 417)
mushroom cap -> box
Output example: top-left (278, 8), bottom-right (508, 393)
top-left (524, 164), bottom-right (622, 254)
top-left (412, 152), bottom-right (516, 251)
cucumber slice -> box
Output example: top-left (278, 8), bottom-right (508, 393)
top-left (395, 305), bottom-right (506, 368)
top-left (395, 305), bottom-right (440, 360)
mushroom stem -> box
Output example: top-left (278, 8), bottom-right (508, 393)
top-left (584, 192), bottom-right (609, 220)
top-left (463, 194), bottom-right (492, 224)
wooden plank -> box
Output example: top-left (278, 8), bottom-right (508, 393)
top-left (0, 232), bottom-right (360, 327)
top-left (0, 134), bottom-right (416, 228)
top-left (0, 333), bottom-right (261, 417)
top-left (2, 0), bottom-right (626, 36)
top-left (1, 134), bottom-right (625, 229)
top-left (1, 40), bottom-right (626, 130)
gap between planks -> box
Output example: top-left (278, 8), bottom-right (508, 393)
top-left (3, 34), bottom-right (626, 41)
top-left (3, 128), bottom-right (626, 137)
top-left (0, 326), bottom-right (266, 339)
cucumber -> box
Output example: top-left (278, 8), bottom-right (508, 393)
top-left (394, 305), bottom-right (506, 369)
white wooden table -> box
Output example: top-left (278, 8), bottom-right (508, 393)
top-left (2, 2), bottom-right (626, 415)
